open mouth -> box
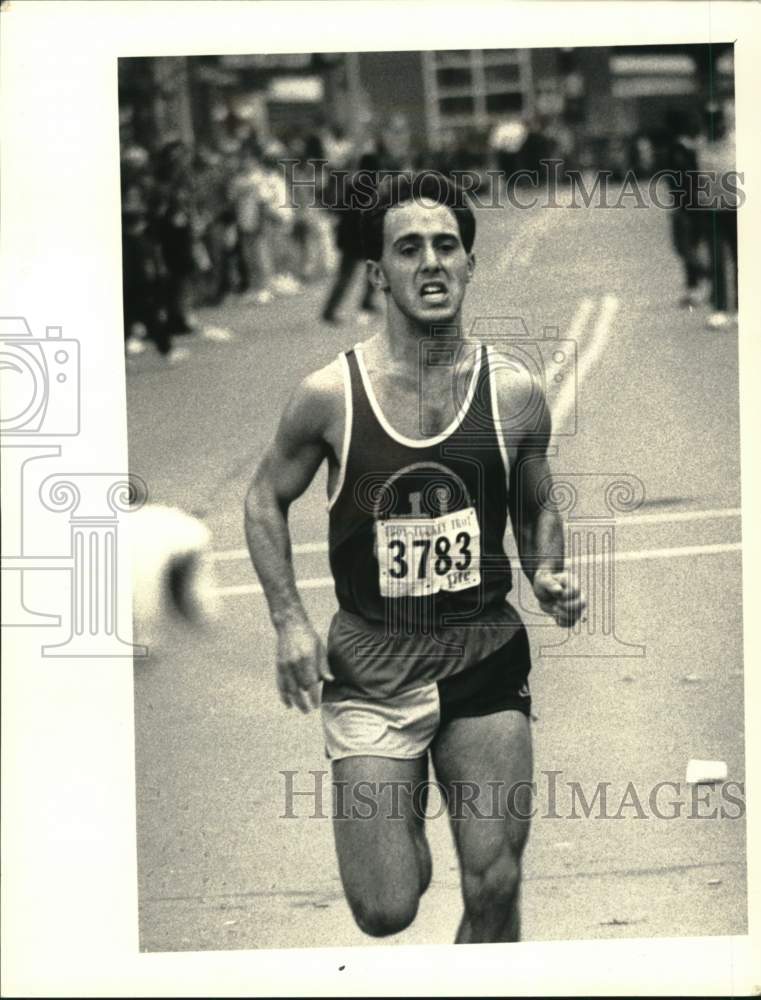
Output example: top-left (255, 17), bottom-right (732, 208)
top-left (420, 281), bottom-right (448, 304)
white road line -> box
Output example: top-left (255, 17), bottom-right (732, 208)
top-left (213, 541), bottom-right (327, 562)
top-left (567, 296), bottom-right (595, 341)
top-left (622, 507), bottom-right (741, 527)
top-left (552, 294), bottom-right (619, 432)
top-left (211, 540), bottom-right (741, 597)
top-left (210, 506), bottom-right (742, 564)
top-left (215, 576), bottom-right (334, 598)
top-left (612, 541), bottom-right (741, 563)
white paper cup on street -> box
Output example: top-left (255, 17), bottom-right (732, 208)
top-left (685, 759), bottom-right (728, 785)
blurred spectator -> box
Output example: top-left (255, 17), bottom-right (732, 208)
top-left (542, 116), bottom-right (576, 177)
top-left (320, 135), bottom-right (419, 325)
top-left (322, 122), bottom-right (354, 171)
top-left (291, 132), bottom-right (337, 282)
top-left (701, 101), bottom-right (738, 328)
top-left (229, 143), bottom-right (274, 304)
top-left (663, 109), bottom-right (709, 309)
top-left (259, 141), bottom-right (303, 296)
top-left (433, 129), bottom-right (460, 175)
top-left (489, 117), bottom-right (529, 183)
top-left (154, 141), bottom-right (198, 335)
top-left (121, 184), bottom-right (173, 358)
top-left (320, 150), bottom-right (382, 325)
top-left (520, 116), bottom-right (551, 174)
top-left (192, 145), bottom-right (238, 305)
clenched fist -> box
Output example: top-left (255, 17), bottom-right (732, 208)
top-left (533, 568), bottom-right (587, 628)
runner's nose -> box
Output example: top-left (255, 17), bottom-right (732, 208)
top-left (420, 241), bottom-right (440, 272)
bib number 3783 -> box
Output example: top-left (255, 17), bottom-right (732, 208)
top-left (376, 506), bottom-right (481, 598)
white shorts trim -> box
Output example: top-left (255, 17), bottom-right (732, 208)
top-left (321, 683), bottom-right (441, 761)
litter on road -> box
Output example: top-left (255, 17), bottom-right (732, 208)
top-left (685, 759), bottom-right (728, 784)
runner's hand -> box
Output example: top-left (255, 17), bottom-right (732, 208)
top-left (275, 619), bottom-right (334, 713)
top-left (533, 569), bottom-right (587, 628)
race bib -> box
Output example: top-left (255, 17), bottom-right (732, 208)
top-left (376, 506), bottom-right (481, 598)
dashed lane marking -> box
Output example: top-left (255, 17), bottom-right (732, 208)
top-left (211, 540), bottom-right (741, 598)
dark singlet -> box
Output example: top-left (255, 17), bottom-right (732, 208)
top-left (324, 340), bottom-right (524, 702)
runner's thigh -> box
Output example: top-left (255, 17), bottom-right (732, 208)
top-left (431, 711), bottom-right (533, 866)
top-left (331, 754), bottom-right (429, 913)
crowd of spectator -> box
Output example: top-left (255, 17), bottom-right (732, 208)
top-left (120, 113), bottom-right (576, 359)
top-left (121, 103), bottom-right (738, 360)
top-left (121, 128), bottom-right (320, 361)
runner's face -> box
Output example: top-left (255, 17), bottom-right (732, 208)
top-left (376, 199), bottom-right (475, 325)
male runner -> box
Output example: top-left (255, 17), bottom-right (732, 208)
top-left (245, 171), bottom-right (586, 944)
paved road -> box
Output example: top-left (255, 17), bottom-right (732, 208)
top-left (128, 189), bottom-right (746, 952)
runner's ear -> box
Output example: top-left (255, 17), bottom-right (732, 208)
top-left (466, 252), bottom-right (476, 282)
top-left (367, 259), bottom-right (388, 291)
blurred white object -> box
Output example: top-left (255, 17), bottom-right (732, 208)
top-left (202, 326), bottom-right (235, 342)
top-left (167, 347), bottom-right (191, 365)
top-left (125, 337), bottom-right (147, 355)
top-left (489, 119), bottom-right (528, 154)
top-left (271, 273), bottom-right (302, 295)
top-left (130, 503), bottom-right (219, 654)
top-left (242, 289), bottom-right (274, 305)
top-left (685, 759), bottom-right (728, 785)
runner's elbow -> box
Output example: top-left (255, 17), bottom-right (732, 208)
top-left (244, 467), bottom-right (289, 528)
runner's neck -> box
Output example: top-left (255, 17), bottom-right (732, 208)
top-left (369, 319), bottom-right (468, 373)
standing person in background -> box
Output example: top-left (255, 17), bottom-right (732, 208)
top-left (230, 142), bottom-right (274, 305)
top-left (322, 122), bottom-right (355, 173)
top-left (320, 147), bottom-right (392, 326)
top-left (193, 145), bottom-right (237, 306)
top-left (663, 109), bottom-right (709, 310)
top-left (154, 140), bottom-right (199, 336)
top-left (292, 132), bottom-right (337, 282)
top-left (260, 141), bottom-right (303, 297)
top-left (489, 117), bottom-right (529, 193)
top-left (122, 183), bottom-right (173, 359)
top-left (701, 101), bottom-right (738, 329)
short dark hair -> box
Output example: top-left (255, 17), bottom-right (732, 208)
top-left (360, 170), bottom-right (476, 261)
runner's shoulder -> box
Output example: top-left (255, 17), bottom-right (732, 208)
top-left (285, 357), bottom-right (345, 437)
top-left (487, 345), bottom-right (546, 409)
top-left (486, 344), bottom-right (551, 439)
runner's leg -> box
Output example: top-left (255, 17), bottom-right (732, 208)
top-left (431, 710), bottom-right (532, 943)
top-left (331, 754), bottom-right (432, 937)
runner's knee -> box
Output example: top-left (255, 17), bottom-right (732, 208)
top-left (350, 891), bottom-right (420, 937)
top-left (462, 849), bottom-right (521, 916)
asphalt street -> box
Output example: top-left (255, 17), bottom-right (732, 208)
top-left (127, 187), bottom-right (746, 952)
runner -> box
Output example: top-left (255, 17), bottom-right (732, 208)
top-left (244, 171), bottom-right (586, 943)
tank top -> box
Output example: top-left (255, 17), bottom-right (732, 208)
top-left (324, 340), bottom-right (523, 702)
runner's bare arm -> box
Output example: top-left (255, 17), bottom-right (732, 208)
top-left (244, 366), bottom-right (341, 711)
top-left (496, 362), bottom-right (587, 627)
top-left (505, 379), bottom-right (562, 582)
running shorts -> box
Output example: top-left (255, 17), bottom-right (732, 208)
top-left (321, 623), bottom-right (532, 761)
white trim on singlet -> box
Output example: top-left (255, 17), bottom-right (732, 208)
top-left (487, 344), bottom-right (511, 483)
top-left (354, 342), bottom-right (483, 449)
top-left (326, 352), bottom-right (353, 511)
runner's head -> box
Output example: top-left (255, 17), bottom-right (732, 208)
top-left (361, 171), bottom-right (476, 326)
top-left (361, 171), bottom-right (476, 261)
